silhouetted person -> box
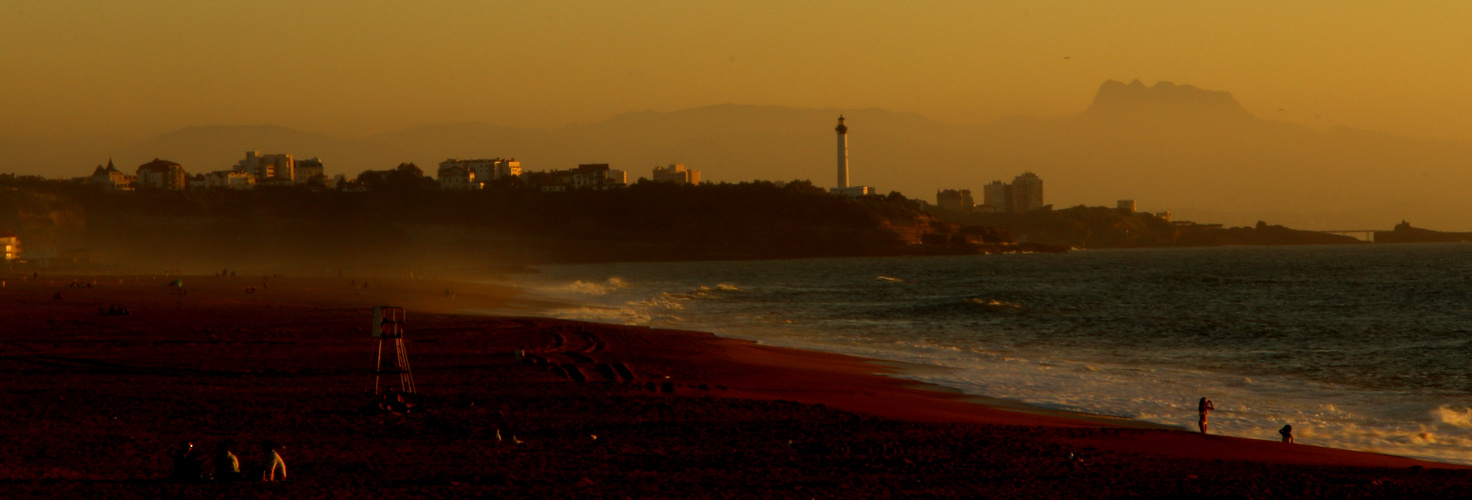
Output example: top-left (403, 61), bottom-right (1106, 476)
top-left (213, 440), bottom-right (240, 482)
top-left (259, 442), bottom-right (287, 482)
top-left (1279, 424), bottom-right (1294, 443)
top-left (1198, 397), bottom-right (1215, 434)
top-left (169, 441), bottom-right (203, 482)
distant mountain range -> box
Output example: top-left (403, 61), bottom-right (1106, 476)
top-left (4, 80), bottom-right (1471, 230)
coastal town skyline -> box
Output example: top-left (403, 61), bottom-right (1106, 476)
top-left (6, 2), bottom-right (1472, 229)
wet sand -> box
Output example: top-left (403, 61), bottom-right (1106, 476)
top-left (1, 273), bottom-right (1468, 498)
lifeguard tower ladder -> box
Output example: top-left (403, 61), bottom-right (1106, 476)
top-left (371, 306), bottom-right (416, 395)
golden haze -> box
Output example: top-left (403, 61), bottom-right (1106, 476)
top-left (1, 1), bottom-right (1470, 140)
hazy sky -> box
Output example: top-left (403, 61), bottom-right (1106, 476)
top-left (4, 1), bottom-right (1471, 141)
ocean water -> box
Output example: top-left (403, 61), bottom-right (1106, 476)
top-left (488, 244), bottom-right (1472, 465)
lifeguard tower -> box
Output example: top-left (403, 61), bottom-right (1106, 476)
top-left (371, 306), bottom-right (416, 395)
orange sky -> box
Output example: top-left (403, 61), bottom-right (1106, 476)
top-left (3, 1), bottom-right (1471, 141)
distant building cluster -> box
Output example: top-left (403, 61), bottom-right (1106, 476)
top-left (937, 172), bottom-right (1045, 214)
top-left (522, 164), bottom-right (628, 192)
top-left (436, 158), bottom-right (523, 190)
top-left (983, 172), bottom-right (1044, 213)
top-left (80, 152), bottom-right (703, 194)
top-left (68, 116), bottom-right (919, 199)
top-left (936, 189), bottom-right (974, 211)
top-left (652, 164), bottom-right (700, 184)
top-left (84, 151), bottom-right (331, 191)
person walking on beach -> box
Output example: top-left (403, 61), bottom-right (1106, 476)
top-left (1279, 424), bottom-right (1294, 443)
top-left (1198, 397), bottom-right (1215, 434)
top-left (259, 441), bottom-right (287, 482)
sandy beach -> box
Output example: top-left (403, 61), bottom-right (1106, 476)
top-left (1, 272), bottom-right (1468, 498)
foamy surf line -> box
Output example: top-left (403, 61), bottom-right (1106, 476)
top-left (484, 275), bottom-right (1472, 466)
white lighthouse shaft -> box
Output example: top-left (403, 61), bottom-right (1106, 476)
top-left (836, 116), bottom-right (849, 188)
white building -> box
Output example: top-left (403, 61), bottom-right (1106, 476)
top-left (136, 159), bottom-right (187, 190)
top-left (437, 165), bottom-right (478, 190)
top-left (439, 158), bottom-right (522, 187)
top-left (982, 181), bottom-right (1008, 211)
top-left (652, 164), bottom-right (700, 184)
top-left (1011, 172), bottom-right (1044, 212)
top-left (235, 151), bottom-right (295, 182)
top-left (88, 159), bottom-right (134, 190)
top-left (936, 189), bottom-right (974, 210)
top-left (979, 174), bottom-right (1044, 213)
top-left (571, 164), bottom-right (626, 190)
top-left (295, 158), bottom-right (325, 183)
top-left (1, 236), bottom-right (18, 261)
top-left (206, 170), bottom-right (256, 190)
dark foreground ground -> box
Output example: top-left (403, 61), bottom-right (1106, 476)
top-left (1, 274), bottom-right (1468, 499)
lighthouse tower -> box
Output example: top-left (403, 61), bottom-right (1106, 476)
top-left (828, 115), bottom-right (873, 197)
top-left (836, 115), bottom-right (849, 189)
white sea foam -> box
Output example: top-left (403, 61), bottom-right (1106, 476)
top-left (1434, 405), bottom-right (1472, 429)
top-left (544, 277), bottom-right (629, 296)
top-left (967, 298), bottom-right (1021, 309)
top-left (500, 251), bottom-right (1472, 466)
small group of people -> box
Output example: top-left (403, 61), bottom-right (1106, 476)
top-left (374, 388), bottom-right (419, 414)
top-left (170, 439), bottom-right (286, 483)
top-left (217, 269), bottom-right (237, 277)
top-left (98, 305), bottom-right (130, 316)
top-left (1198, 397), bottom-right (1294, 443)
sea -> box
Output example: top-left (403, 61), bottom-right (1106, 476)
top-left (484, 244), bottom-right (1472, 465)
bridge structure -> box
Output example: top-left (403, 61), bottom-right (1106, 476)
top-left (1315, 229), bottom-right (1381, 242)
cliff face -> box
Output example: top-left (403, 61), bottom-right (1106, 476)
top-left (0, 188), bottom-right (87, 260)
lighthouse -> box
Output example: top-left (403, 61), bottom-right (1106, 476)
top-left (828, 115), bottom-right (873, 197)
top-left (836, 115), bottom-right (849, 188)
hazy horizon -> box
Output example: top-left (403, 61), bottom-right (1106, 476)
top-left (5, 3), bottom-right (1472, 141)
top-left (7, 2), bottom-right (1472, 230)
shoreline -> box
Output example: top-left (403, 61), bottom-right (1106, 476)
top-left (2, 273), bottom-right (1468, 497)
top-left (481, 274), bottom-right (1472, 469)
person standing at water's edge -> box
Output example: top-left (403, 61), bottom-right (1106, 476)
top-left (1279, 424), bottom-right (1294, 443)
top-left (1198, 398), bottom-right (1215, 434)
